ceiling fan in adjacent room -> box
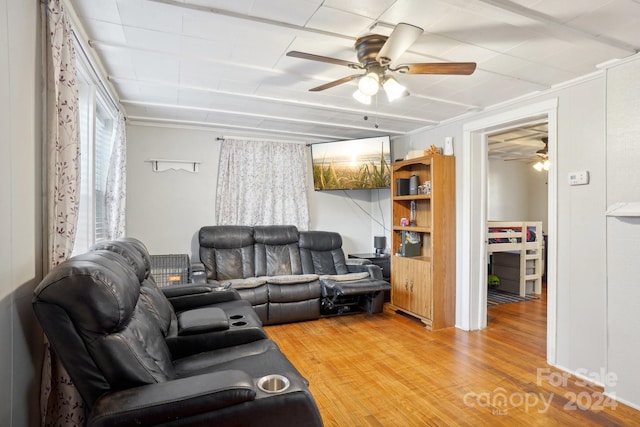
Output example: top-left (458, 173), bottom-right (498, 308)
top-left (502, 137), bottom-right (549, 171)
top-left (286, 23), bottom-right (477, 104)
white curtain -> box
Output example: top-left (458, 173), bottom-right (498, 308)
top-left (42, 0), bottom-right (85, 425)
top-left (216, 138), bottom-right (310, 229)
top-left (104, 112), bottom-right (127, 239)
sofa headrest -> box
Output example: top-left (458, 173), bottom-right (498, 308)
top-left (253, 225), bottom-right (299, 245)
top-left (118, 237), bottom-right (152, 279)
top-left (90, 240), bottom-right (147, 282)
top-left (199, 225), bottom-right (254, 249)
top-left (33, 251), bottom-right (140, 334)
top-left (299, 231), bottom-right (343, 252)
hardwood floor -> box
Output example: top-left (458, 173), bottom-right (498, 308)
top-left (265, 294), bottom-right (639, 426)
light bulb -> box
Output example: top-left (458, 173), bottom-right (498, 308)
top-left (358, 72), bottom-right (380, 96)
top-left (352, 89), bottom-right (371, 105)
top-left (383, 76), bottom-right (408, 102)
top-left (533, 161), bottom-right (543, 171)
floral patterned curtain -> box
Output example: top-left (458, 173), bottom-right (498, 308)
top-left (41, 0), bottom-right (84, 425)
top-left (104, 112), bottom-right (127, 239)
top-left (216, 138), bottom-right (310, 229)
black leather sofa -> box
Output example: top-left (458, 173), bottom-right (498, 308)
top-left (198, 225), bottom-right (391, 324)
top-left (32, 240), bottom-right (323, 427)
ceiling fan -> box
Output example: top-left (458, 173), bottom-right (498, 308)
top-left (286, 23), bottom-right (477, 104)
top-left (502, 137), bottom-right (549, 170)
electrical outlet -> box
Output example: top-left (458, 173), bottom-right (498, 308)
top-left (568, 171), bottom-right (589, 186)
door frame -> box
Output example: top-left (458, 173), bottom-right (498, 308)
top-left (457, 98), bottom-right (558, 364)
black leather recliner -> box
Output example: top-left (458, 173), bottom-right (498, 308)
top-left (299, 231), bottom-right (391, 315)
top-left (89, 238), bottom-right (268, 358)
top-left (33, 249), bottom-right (323, 427)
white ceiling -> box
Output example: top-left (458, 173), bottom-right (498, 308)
top-left (68, 0), bottom-right (640, 143)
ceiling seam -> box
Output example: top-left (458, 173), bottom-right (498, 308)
top-left (473, 0), bottom-right (638, 53)
top-left (109, 76), bottom-right (441, 123)
top-left (120, 99), bottom-right (408, 134)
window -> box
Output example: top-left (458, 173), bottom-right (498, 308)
top-left (72, 47), bottom-right (118, 255)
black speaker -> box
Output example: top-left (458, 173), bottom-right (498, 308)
top-left (396, 178), bottom-right (410, 196)
top-left (409, 174), bottom-right (419, 195)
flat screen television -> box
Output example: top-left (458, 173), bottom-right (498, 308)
top-left (311, 136), bottom-right (391, 191)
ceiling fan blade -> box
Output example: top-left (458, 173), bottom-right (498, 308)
top-left (376, 23), bottom-right (423, 64)
top-left (286, 51), bottom-right (362, 69)
top-left (397, 62), bottom-right (477, 75)
top-left (309, 74), bottom-right (361, 92)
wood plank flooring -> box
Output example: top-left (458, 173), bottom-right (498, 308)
top-left (265, 294), bottom-right (639, 426)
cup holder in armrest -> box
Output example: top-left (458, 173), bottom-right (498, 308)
top-left (231, 321), bottom-right (247, 326)
top-left (229, 314), bottom-right (245, 320)
top-left (257, 374), bottom-right (290, 393)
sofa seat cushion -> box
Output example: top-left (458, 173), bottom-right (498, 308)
top-left (268, 279), bottom-right (322, 303)
top-left (173, 339), bottom-right (293, 378)
top-left (209, 277), bottom-right (267, 290)
top-left (177, 307), bottom-right (229, 336)
top-left (319, 272), bottom-right (370, 282)
top-left (261, 274), bottom-right (319, 285)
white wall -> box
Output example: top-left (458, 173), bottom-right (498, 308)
top-left (488, 159), bottom-right (548, 231)
top-left (406, 65), bottom-right (640, 405)
top-left (605, 58), bottom-right (640, 407)
top-left (1, 0), bottom-right (43, 425)
top-left (126, 125), bottom-right (222, 258)
top-left (488, 159), bottom-right (530, 221)
top-left (126, 125), bottom-right (390, 259)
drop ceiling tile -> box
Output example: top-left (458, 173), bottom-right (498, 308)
top-left (131, 52), bottom-right (181, 82)
top-left (568, 0), bottom-right (640, 47)
top-left (306, 6), bottom-right (374, 37)
top-left (217, 79), bottom-right (262, 95)
top-left (70, 0), bottom-right (121, 24)
top-left (178, 61), bottom-right (222, 88)
top-left (81, 19), bottom-right (127, 44)
top-left (111, 80), bottom-right (142, 99)
top-left (524, 0), bottom-right (616, 23)
top-left (185, 0), bottom-right (254, 15)
top-left (122, 27), bottom-right (182, 52)
top-left (94, 49), bottom-right (137, 79)
top-left (181, 12), bottom-right (241, 41)
top-left (378, 0), bottom-right (459, 32)
top-left (136, 85), bottom-right (180, 104)
top-left (179, 36), bottom-right (234, 60)
top-left (322, 0), bottom-right (397, 20)
top-left (249, 0), bottom-right (322, 26)
top-left (116, 0), bottom-right (183, 34)
top-left (231, 37), bottom-right (297, 68)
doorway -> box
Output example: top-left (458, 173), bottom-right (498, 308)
top-left (486, 121), bottom-right (548, 300)
top-left (458, 98), bottom-right (558, 364)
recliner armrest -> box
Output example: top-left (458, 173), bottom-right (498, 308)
top-left (177, 307), bottom-right (229, 335)
top-left (190, 261), bottom-right (207, 284)
top-left (89, 370), bottom-right (256, 427)
top-left (346, 263), bottom-right (384, 280)
top-left (162, 284), bottom-right (241, 312)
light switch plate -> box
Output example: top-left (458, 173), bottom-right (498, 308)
top-left (568, 171), bottom-right (589, 186)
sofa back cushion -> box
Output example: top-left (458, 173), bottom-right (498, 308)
top-left (199, 226), bottom-right (256, 280)
top-left (254, 225), bottom-right (302, 276)
top-left (90, 240), bottom-right (177, 336)
top-left (32, 251), bottom-right (175, 407)
top-left (299, 231), bottom-right (349, 275)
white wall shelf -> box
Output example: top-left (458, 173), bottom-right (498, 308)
top-left (146, 159), bottom-right (200, 173)
top-left (605, 202), bottom-right (640, 217)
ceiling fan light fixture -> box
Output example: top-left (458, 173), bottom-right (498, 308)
top-left (352, 89), bottom-right (372, 105)
top-left (533, 160), bottom-right (549, 171)
top-left (358, 72), bottom-right (380, 96)
top-left (383, 76), bottom-right (408, 102)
